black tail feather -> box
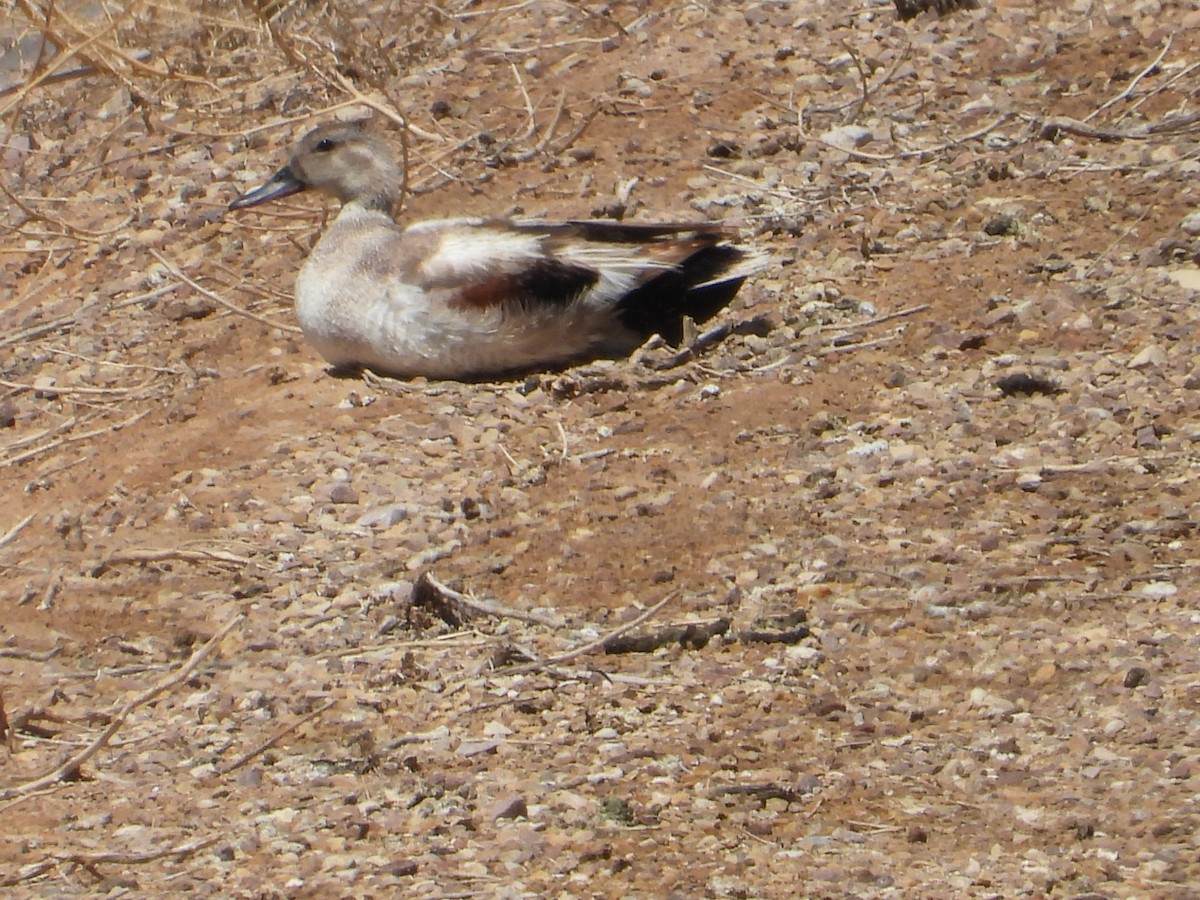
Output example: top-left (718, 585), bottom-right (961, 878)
top-left (615, 245), bottom-right (753, 345)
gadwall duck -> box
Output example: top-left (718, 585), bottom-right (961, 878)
top-left (229, 124), bottom-right (766, 380)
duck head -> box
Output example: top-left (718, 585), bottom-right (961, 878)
top-left (229, 124), bottom-right (401, 214)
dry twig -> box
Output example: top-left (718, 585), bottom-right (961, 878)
top-left (418, 572), bottom-right (561, 627)
top-left (0, 614), bottom-right (243, 801)
top-left (94, 547), bottom-right (259, 573)
top-left (1085, 37), bottom-right (1172, 123)
top-left (149, 250), bottom-right (302, 334)
top-left (0, 514), bottom-right (35, 550)
top-left (494, 592), bottom-right (678, 677)
top-left (220, 698), bottom-right (337, 774)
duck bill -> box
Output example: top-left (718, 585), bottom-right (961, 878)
top-left (228, 165), bottom-right (306, 210)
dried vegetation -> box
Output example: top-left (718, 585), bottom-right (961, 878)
top-left (2, 0), bottom-right (1200, 896)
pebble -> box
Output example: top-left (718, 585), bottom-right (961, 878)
top-left (1140, 581), bottom-right (1177, 599)
top-left (328, 483), bottom-right (359, 504)
top-left (487, 794), bottom-right (528, 821)
top-left (818, 124), bottom-right (873, 149)
top-left (356, 504), bottom-right (408, 528)
top-left (378, 859), bottom-right (419, 877)
top-left (1127, 345), bottom-right (1166, 369)
top-left (1124, 667), bottom-right (1149, 688)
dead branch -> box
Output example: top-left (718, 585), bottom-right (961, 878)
top-left (0, 860), bottom-right (56, 888)
top-left (55, 835), bottom-right (220, 867)
top-left (710, 782), bottom-right (806, 803)
top-left (416, 572), bottom-right (561, 627)
top-left (148, 250), bottom-right (302, 334)
top-left (493, 592), bottom-right (678, 677)
top-left (604, 617), bottom-right (730, 654)
top-left (0, 49), bottom-right (151, 99)
top-left (0, 410), bottom-right (150, 470)
top-left (839, 41), bottom-right (871, 123)
top-left (0, 614), bottom-right (243, 801)
top-left (1085, 36), bottom-right (1172, 123)
top-left (893, 0), bottom-right (980, 20)
top-left (819, 303), bottom-right (930, 333)
top-left (1036, 116), bottom-right (1144, 143)
top-left (0, 377), bottom-right (155, 398)
top-left (220, 698), bottom-right (336, 774)
top-left (0, 645), bottom-right (62, 661)
top-left (0, 175), bottom-right (134, 241)
top-left (92, 547), bottom-right (259, 574)
top-left (0, 514), bottom-right (35, 549)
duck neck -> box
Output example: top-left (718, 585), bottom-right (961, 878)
top-left (355, 190), bottom-right (396, 215)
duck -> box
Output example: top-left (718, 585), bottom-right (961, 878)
top-left (228, 123), bottom-right (767, 380)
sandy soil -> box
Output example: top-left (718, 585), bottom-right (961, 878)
top-left (2, 1), bottom-right (1200, 896)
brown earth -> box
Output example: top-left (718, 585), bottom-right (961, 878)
top-left (2, 1), bottom-right (1200, 896)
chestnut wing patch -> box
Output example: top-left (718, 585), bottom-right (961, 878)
top-left (451, 258), bottom-right (599, 312)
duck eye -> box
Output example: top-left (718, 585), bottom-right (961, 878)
top-left (314, 138), bottom-right (336, 153)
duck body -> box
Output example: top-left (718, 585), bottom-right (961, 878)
top-left (230, 124), bottom-right (766, 380)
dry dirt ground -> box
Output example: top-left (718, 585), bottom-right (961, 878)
top-left (2, 1), bottom-right (1200, 897)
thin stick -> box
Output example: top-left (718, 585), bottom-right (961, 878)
top-left (0, 615), bottom-right (243, 801)
top-left (422, 573), bottom-right (560, 626)
top-left (1124, 60), bottom-right (1200, 119)
top-left (0, 377), bottom-right (152, 397)
top-left (326, 70), bottom-right (442, 141)
top-left (1085, 36), bottom-right (1172, 123)
top-left (840, 40), bottom-right (871, 122)
top-left (822, 334), bottom-right (900, 354)
top-left (0, 308), bottom-right (98, 352)
top-left (496, 592), bottom-right (678, 676)
top-left (1, 1), bottom-right (120, 114)
top-left (97, 547), bottom-right (258, 570)
top-left (806, 112), bottom-right (1016, 162)
top-left (818, 303), bottom-right (930, 332)
top-left (0, 176), bottom-right (133, 241)
top-left (55, 835), bottom-right (220, 867)
top-left (0, 646), bottom-right (61, 661)
top-left (220, 698), bottom-right (336, 774)
top-left (0, 860), bottom-right (56, 887)
top-left (149, 250), bottom-right (302, 334)
top-left (509, 61), bottom-right (538, 141)
top-left (0, 49), bottom-right (152, 99)
top-left (513, 91), bottom-right (567, 162)
top-left (0, 514), bottom-right (34, 550)
top-left (0, 410), bottom-right (149, 470)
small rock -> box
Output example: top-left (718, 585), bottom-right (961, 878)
top-left (1140, 581), bottom-right (1177, 600)
top-left (378, 859), bottom-right (418, 877)
top-left (328, 483), bottom-right (359, 504)
top-left (162, 296), bottom-right (217, 322)
top-left (1030, 662), bottom-right (1057, 685)
top-left (983, 215), bottom-right (1019, 237)
top-left (847, 439), bottom-right (888, 460)
top-left (1124, 667), bottom-right (1149, 689)
top-left (357, 504), bottom-right (408, 528)
top-left (1180, 210), bottom-right (1200, 236)
top-left (1135, 425), bottom-right (1160, 449)
top-left (1127, 345), bottom-right (1166, 369)
top-left (33, 375), bottom-right (58, 398)
top-left (600, 797), bottom-right (635, 825)
top-left (0, 399), bottom-right (16, 428)
top-left (819, 124), bottom-right (873, 149)
top-left (488, 794), bottom-right (528, 821)
top-left (706, 140), bottom-right (739, 158)
top-left (458, 739), bottom-right (500, 758)
top-left (906, 825), bottom-right (928, 843)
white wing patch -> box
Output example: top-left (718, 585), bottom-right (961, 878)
top-left (417, 226), bottom-right (545, 287)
